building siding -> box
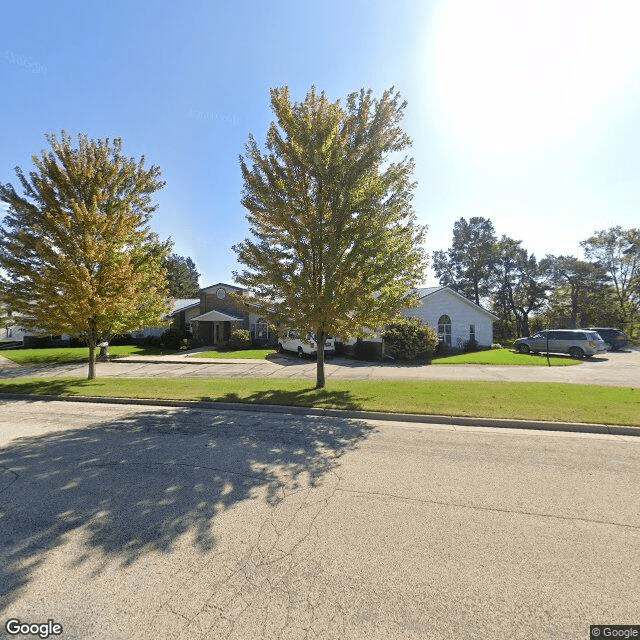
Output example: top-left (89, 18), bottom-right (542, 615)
top-left (402, 289), bottom-right (494, 347)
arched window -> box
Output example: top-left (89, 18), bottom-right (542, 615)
top-left (438, 314), bottom-right (452, 346)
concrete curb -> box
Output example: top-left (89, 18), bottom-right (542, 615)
top-left (1, 392), bottom-right (638, 437)
top-left (117, 357), bottom-right (281, 365)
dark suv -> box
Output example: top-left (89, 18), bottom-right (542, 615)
top-left (588, 328), bottom-right (629, 351)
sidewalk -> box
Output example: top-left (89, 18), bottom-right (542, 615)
top-left (0, 353), bottom-right (21, 369)
top-left (2, 349), bottom-right (639, 387)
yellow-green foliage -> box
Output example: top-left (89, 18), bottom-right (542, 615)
top-left (234, 87), bottom-right (428, 387)
top-left (0, 132), bottom-right (170, 376)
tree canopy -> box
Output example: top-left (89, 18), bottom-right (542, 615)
top-left (433, 218), bottom-right (639, 339)
top-left (0, 131), bottom-right (170, 378)
top-left (580, 227), bottom-right (640, 329)
top-left (540, 255), bottom-right (606, 329)
top-left (165, 253), bottom-right (200, 298)
top-left (492, 236), bottom-right (546, 338)
top-left (234, 86), bottom-right (427, 388)
top-left (432, 216), bottom-right (497, 305)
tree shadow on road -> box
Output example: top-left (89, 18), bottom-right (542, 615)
top-left (0, 403), bottom-right (375, 611)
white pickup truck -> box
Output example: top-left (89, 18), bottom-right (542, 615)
top-left (277, 330), bottom-right (336, 358)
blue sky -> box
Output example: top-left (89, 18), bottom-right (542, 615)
top-left (2, 0), bottom-right (640, 287)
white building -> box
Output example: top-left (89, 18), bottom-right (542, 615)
top-left (403, 286), bottom-right (497, 348)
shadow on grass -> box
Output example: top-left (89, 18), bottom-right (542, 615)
top-left (524, 352), bottom-right (609, 364)
top-left (207, 387), bottom-right (365, 411)
top-left (0, 401), bottom-right (375, 611)
top-left (266, 353), bottom-right (381, 367)
top-left (0, 378), bottom-right (95, 396)
top-left (2, 353), bottom-right (88, 366)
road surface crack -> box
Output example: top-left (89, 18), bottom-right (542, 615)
top-left (336, 487), bottom-right (640, 530)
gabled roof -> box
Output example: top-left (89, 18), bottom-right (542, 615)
top-left (170, 298), bottom-right (200, 315)
top-left (200, 283), bottom-right (244, 294)
top-left (412, 286), bottom-right (499, 320)
top-left (190, 309), bottom-right (246, 323)
top-left (412, 286), bottom-right (443, 298)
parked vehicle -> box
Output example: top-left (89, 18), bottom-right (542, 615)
top-left (587, 328), bottom-right (629, 351)
top-left (277, 329), bottom-right (336, 358)
top-left (514, 329), bottom-right (607, 359)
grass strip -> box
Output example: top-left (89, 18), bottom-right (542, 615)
top-left (432, 350), bottom-right (580, 366)
top-left (0, 377), bottom-right (637, 426)
top-left (0, 346), bottom-right (178, 365)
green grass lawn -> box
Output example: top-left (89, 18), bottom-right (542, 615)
top-left (189, 348), bottom-right (276, 360)
top-left (0, 345), bottom-right (177, 365)
top-left (432, 349), bottom-right (581, 366)
top-left (0, 377), bottom-right (637, 426)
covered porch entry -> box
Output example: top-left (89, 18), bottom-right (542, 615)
top-left (190, 310), bottom-right (246, 347)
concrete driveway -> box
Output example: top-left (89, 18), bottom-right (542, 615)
top-left (0, 399), bottom-right (638, 639)
top-left (1, 348), bottom-right (639, 387)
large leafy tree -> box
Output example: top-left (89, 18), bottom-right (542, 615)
top-left (234, 86), bottom-right (427, 388)
top-left (165, 253), bottom-right (200, 298)
top-left (540, 255), bottom-right (607, 329)
top-left (492, 236), bottom-right (547, 338)
top-left (580, 227), bottom-right (640, 333)
top-left (0, 132), bottom-right (170, 379)
top-left (432, 216), bottom-right (497, 305)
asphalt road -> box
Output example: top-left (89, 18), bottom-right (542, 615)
top-left (0, 399), bottom-right (638, 639)
top-left (1, 348), bottom-right (639, 387)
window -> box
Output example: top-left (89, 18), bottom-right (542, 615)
top-left (469, 324), bottom-right (475, 342)
top-left (185, 322), bottom-right (191, 336)
top-left (438, 315), bottom-right (452, 346)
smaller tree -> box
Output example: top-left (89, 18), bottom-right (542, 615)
top-left (580, 227), bottom-right (640, 333)
top-left (492, 236), bottom-right (547, 337)
top-left (382, 317), bottom-right (438, 362)
top-left (0, 132), bottom-right (170, 379)
top-left (540, 255), bottom-right (606, 329)
top-left (433, 217), bottom-right (497, 305)
top-left (165, 253), bottom-right (201, 298)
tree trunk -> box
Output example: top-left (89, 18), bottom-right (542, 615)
top-left (315, 331), bottom-right (326, 389)
top-left (88, 341), bottom-right (96, 380)
top-left (521, 313), bottom-right (530, 337)
top-left (570, 285), bottom-right (578, 328)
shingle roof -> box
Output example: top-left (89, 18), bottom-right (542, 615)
top-left (413, 287), bottom-right (443, 298)
top-left (170, 299), bottom-right (200, 314)
top-left (190, 310), bottom-right (245, 323)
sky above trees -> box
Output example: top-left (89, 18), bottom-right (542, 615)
top-left (2, 0), bottom-right (640, 286)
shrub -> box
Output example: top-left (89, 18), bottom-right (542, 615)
top-left (334, 341), bottom-right (347, 357)
top-left (383, 317), bottom-right (439, 363)
top-left (143, 335), bottom-right (163, 348)
top-left (229, 329), bottom-right (251, 350)
top-left (353, 340), bottom-right (382, 361)
top-left (463, 338), bottom-right (479, 353)
top-left (159, 327), bottom-right (181, 350)
top-left (23, 336), bottom-right (53, 348)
